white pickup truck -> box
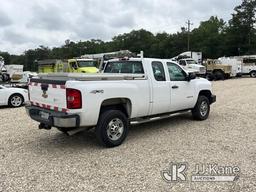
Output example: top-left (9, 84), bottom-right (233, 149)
top-left (26, 57), bottom-right (216, 147)
top-left (178, 58), bottom-right (206, 76)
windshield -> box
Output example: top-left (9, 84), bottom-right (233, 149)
top-left (186, 60), bottom-right (197, 65)
top-left (77, 61), bottom-right (97, 67)
top-left (104, 61), bottom-right (144, 74)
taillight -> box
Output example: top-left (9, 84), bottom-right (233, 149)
top-left (28, 89), bottom-right (30, 100)
top-left (66, 88), bottom-right (82, 109)
top-left (28, 82), bottom-right (31, 100)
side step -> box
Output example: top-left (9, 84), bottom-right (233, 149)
top-left (130, 110), bottom-right (191, 125)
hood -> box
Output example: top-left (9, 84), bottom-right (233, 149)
top-left (188, 64), bottom-right (205, 69)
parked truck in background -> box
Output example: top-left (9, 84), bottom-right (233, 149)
top-left (178, 51), bottom-right (203, 64)
top-left (219, 56), bottom-right (256, 77)
top-left (81, 50), bottom-right (135, 71)
top-left (176, 58), bottom-right (206, 76)
top-left (38, 58), bottom-right (99, 74)
top-left (26, 56), bottom-right (216, 147)
top-left (172, 52), bottom-right (206, 76)
top-left (0, 56), bottom-right (24, 82)
top-left (204, 59), bottom-right (232, 80)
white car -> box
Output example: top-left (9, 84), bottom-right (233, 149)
top-left (0, 85), bottom-right (28, 107)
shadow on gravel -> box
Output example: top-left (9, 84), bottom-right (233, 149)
top-left (0, 105), bottom-right (26, 109)
top-left (27, 113), bottom-right (193, 152)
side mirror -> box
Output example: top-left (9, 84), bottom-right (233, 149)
top-left (186, 72), bottom-right (197, 81)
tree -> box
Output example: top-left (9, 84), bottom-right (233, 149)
top-left (226, 0), bottom-right (256, 55)
top-left (191, 16), bottom-right (226, 58)
top-left (0, 51), bottom-right (11, 64)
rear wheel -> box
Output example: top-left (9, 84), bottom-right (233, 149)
top-left (250, 71), bottom-right (256, 78)
top-left (206, 73), bottom-right (214, 81)
top-left (213, 70), bottom-right (224, 80)
top-left (192, 95), bottom-right (210, 121)
top-left (8, 94), bottom-right (24, 107)
top-left (224, 73), bottom-right (231, 79)
top-left (96, 110), bottom-right (128, 147)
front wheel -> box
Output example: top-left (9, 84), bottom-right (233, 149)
top-left (250, 71), bottom-right (256, 78)
top-left (8, 94), bottom-right (24, 107)
top-left (96, 110), bottom-right (129, 147)
top-left (192, 95), bottom-right (210, 121)
top-left (213, 70), bottom-right (224, 80)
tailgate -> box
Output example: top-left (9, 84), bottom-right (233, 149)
top-left (29, 79), bottom-right (68, 112)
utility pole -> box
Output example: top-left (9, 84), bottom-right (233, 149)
top-left (186, 20), bottom-right (193, 51)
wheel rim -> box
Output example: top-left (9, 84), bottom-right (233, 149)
top-left (11, 96), bottom-right (22, 107)
top-left (252, 72), bottom-right (256, 78)
top-left (200, 101), bottom-right (208, 117)
top-left (107, 118), bottom-right (124, 141)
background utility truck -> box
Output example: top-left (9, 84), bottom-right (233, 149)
top-left (0, 56), bottom-right (24, 82)
top-left (204, 59), bottom-right (232, 80)
top-left (26, 57), bottom-right (216, 147)
top-left (219, 56), bottom-right (256, 78)
top-left (38, 58), bottom-right (99, 74)
top-left (81, 50), bottom-right (135, 71)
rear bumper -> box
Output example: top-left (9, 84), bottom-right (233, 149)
top-left (25, 105), bottom-right (80, 128)
top-left (210, 95), bottom-right (216, 104)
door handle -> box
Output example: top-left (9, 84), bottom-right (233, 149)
top-left (172, 85), bottom-right (179, 89)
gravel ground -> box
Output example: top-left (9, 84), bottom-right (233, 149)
top-left (0, 78), bottom-right (256, 192)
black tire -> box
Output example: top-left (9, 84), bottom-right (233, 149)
top-left (206, 73), bottom-right (214, 81)
top-left (192, 95), bottom-right (210, 121)
top-left (1, 74), bottom-right (10, 82)
top-left (224, 73), bottom-right (231, 79)
top-left (250, 71), bottom-right (256, 78)
top-left (213, 70), bottom-right (225, 80)
top-left (8, 94), bottom-right (24, 107)
top-left (96, 110), bottom-right (128, 147)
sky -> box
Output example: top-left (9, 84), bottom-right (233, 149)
top-left (0, 0), bottom-right (241, 55)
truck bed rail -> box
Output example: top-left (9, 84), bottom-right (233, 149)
top-left (36, 73), bottom-right (147, 81)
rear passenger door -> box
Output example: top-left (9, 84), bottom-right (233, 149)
top-left (167, 62), bottom-right (195, 112)
top-left (150, 61), bottom-right (170, 115)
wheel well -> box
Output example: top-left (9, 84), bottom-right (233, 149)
top-left (250, 70), bottom-right (256, 74)
top-left (213, 69), bottom-right (224, 74)
top-left (199, 90), bottom-right (212, 103)
top-left (100, 98), bottom-right (132, 117)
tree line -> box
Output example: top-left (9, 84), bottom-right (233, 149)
top-left (0, 0), bottom-right (255, 71)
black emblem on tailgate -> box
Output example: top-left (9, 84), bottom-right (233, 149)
top-left (41, 84), bottom-right (49, 98)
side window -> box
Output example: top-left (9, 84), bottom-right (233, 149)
top-left (167, 62), bottom-right (187, 81)
top-left (70, 62), bottom-right (77, 69)
top-left (179, 60), bottom-right (186, 66)
top-left (104, 61), bottom-right (144, 74)
top-left (152, 61), bottom-right (166, 81)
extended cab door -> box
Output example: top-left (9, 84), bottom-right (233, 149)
top-left (150, 61), bottom-right (170, 115)
top-left (166, 62), bottom-right (195, 112)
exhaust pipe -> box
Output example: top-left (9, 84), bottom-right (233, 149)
top-left (39, 123), bottom-right (52, 130)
